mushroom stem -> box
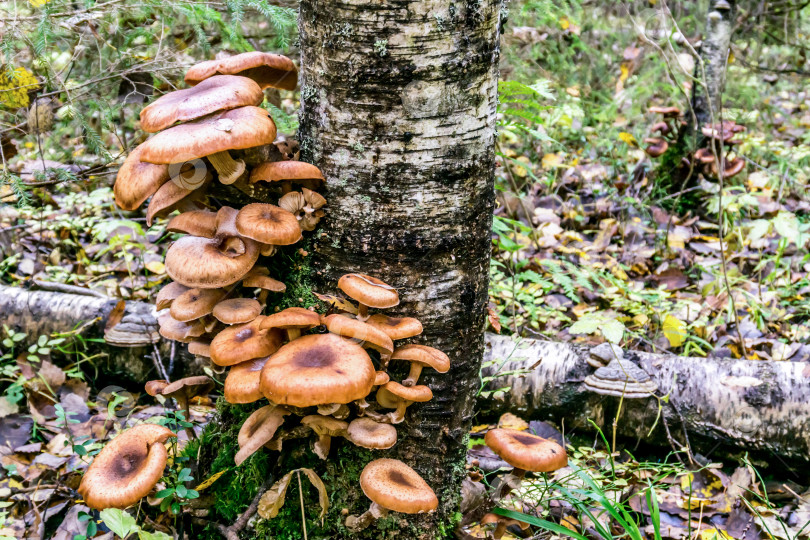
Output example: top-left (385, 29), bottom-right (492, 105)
top-left (388, 401), bottom-right (409, 424)
top-left (313, 434), bottom-right (332, 460)
top-left (345, 502), bottom-right (388, 532)
top-left (286, 328), bottom-right (302, 341)
top-left (357, 303), bottom-right (369, 322)
top-left (379, 352), bottom-right (392, 369)
top-left (208, 151), bottom-right (246, 185)
top-left (402, 363), bottom-right (424, 387)
top-left (493, 522), bottom-right (508, 539)
top-left (175, 396), bottom-right (197, 442)
top-left (355, 398), bottom-right (369, 416)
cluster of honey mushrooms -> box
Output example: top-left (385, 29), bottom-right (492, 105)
top-left (78, 51), bottom-right (570, 531)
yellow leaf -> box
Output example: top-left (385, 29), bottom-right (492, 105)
top-left (618, 132), bottom-right (637, 147)
top-left (559, 17), bottom-right (570, 30)
top-left (663, 315), bottom-right (687, 347)
top-left (699, 529), bottom-right (734, 540)
top-left (498, 413), bottom-right (528, 431)
top-left (29, 0), bottom-right (49, 6)
top-left (195, 469), bottom-right (227, 491)
top-left (619, 63), bottom-right (630, 83)
top-left (145, 261), bottom-right (165, 274)
top-left (541, 153), bottom-right (563, 169)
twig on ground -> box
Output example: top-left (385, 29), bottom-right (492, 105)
top-left (216, 476), bottom-right (275, 540)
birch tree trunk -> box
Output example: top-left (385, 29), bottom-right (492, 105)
top-left (297, 0), bottom-right (502, 536)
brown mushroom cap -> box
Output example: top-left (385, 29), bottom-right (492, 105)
top-left (185, 51), bottom-right (298, 91)
top-left (188, 339), bottom-right (211, 358)
top-left (139, 75), bottom-right (263, 133)
top-left (373, 371), bottom-right (390, 386)
top-left (155, 282), bottom-right (189, 311)
top-left (235, 404), bottom-right (290, 465)
top-left (138, 106), bottom-right (277, 165)
top-left (278, 188), bottom-right (327, 232)
top-left (145, 166), bottom-right (211, 226)
top-left (337, 273), bottom-right (399, 309)
top-left (347, 417), bottom-right (397, 450)
top-left (302, 415), bottom-right (349, 436)
top-left (145, 380), bottom-right (169, 397)
top-left (224, 356), bottom-right (267, 404)
top-left (160, 376), bottom-right (214, 402)
top-left (378, 381), bottom-right (433, 404)
top-left (243, 273), bottom-right (286, 293)
top-left (391, 345), bottom-right (449, 373)
top-left (113, 145), bottom-right (170, 211)
top-left (165, 234), bottom-right (259, 289)
top-left (484, 428), bottom-right (568, 472)
top-left (167, 210), bottom-right (218, 238)
top-left (169, 287), bottom-right (226, 322)
top-left (694, 147), bottom-right (715, 164)
top-left (213, 298), bottom-right (263, 324)
top-left (644, 137), bottom-right (669, 158)
top-left (158, 312), bottom-right (205, 342)
top-left (359, 459), bottom-right (438, 514)
top-left (235, 203), bottom-right (302, 245)
top-left (249, 161), bottom-right (325, 190)
top-left (260, 333), bottom-right (376, 407)
top-left (366, 314), bottom-right (423, 340)
top-left (323, 314), bottom-right (394, 354)
top-left (210, 318), bottom-right (284, 366)
top-left (78, 424), bottom-right (176, 509)
top-left (259, 307), bottom-right (321, 332)
top-left (648, 105), bottom-right (681, 117)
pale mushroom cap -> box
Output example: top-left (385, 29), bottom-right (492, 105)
top-left (243, 273), bottom-right (286, 293)
top-left (323, 314), bottom-right (394, 354)
top-left (138, 106), bottom-right (277, 165)
top-left (113, 145), bottom-right (170, 211)
top-left (213, 298), bottom-right (263, 324)
top-left (165, 235), bottom-right (259, 289)
top-left (235, 203), bottom-right (302, 245)
top-left (366, 314), bottom-right (423, 340)
top-left (224, 356), bottom-right (267, 404)
top-left (161, 376), bottom-right (214, 401)
top-left (484, 428), bottom-right (568, 472)
top-left (391, 344), bottom-right (450, 373)
top-left (260, 333), bottom-right (375, 407)
top-left (249, 160), bottom-right (325, 184)
top-left (188, 339), bottom-right (211, 357)
top-left (301, 415), bottom-right (348, 436)
top-left (210, 318), bottom-right (284, 366)
top-left (337, 273), bottom-right (399, 308)
top-left (347, 418), bottom-right (397, 450)
top-left (145, 166), bottom-right (211, 226)
top-left (155, 282), bottom-right (190, 310)
top-left (78, 424), bottom-right (176, 509)
top-left (158, 312), bottom-right (205, 342)
top-left (139, 75), bottom-right (263, 133)
top-left (185, 51), bottom-right (298, 91)
top-left (260, 307), bottom-right (321, 331)
top-left (236, 404), bottom-right (289, 465)
top-left (380, 381), bottom-right (433, 403)
top-left (359, 459), bottom-right (438, 514)
top-left (170, 287), bottom-right (226, 322)
top-left (167, 210), bottom-right (218, 238)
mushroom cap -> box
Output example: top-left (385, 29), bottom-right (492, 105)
top-left (167, 210), bottom-right (218, 238)
top-left (78, 424), bottom-right (176, 509)
top-left (359, 459), bottom-right (438, 514)
top-left (235, 203), bottom-right (302, 245)
top-left (145, 165), bottom-right (211, 226)
top-left (648, 105), bottom-right (681, 117)
top-left (693, 147), bottom-right (715, 164)
top-left (139, 75), bottom-right (263, 133)
top-left (158, 312), bottom-right (205, 342)
top-left (165, 235), bottom-right (259, 289)
top-left (373, 371), bottom-right (390, 386)
top-left (138, 106), bottom-right (277, 165)
top-left (337, 273), bottom-right (399, 308)
top-left (155, 281), bottom-right (189, 311)
top-left (260, 307), bottom-right (321, 331)
top-left (644, 137), bottom-right (669, 158)
top-left (583, 358), bottom-right (657, 398)
top-left (377, 381), bottom-right (433, 405)
top-left (243, 273), bottom-right (286, 293)
top-left (323, 314), bottom-right (394, 354)
top-left (224, 356), bottom-right (267, 404)
top-left (260, 333), bottom-right (376, 407)
top-left (185, 51), bottom-right (298, 91)
top-left (715, 156), bottom-right (745, 178)
top-left (145, 380), bottom-right (169, 396)
top-left (390, 344), bottom-right (450, 373)
top-left (161, 376), bottom-right (214, 401)
top-left (210, 318), bottom-right (284, 366)
top-left (366, 314), bottom-right (423, 340)
top-left (235, 404), bottom-right (289, 465)
top-left (113, 145), bottom-right (170, 211)
top-left (188, 339), bottom-right (211, 357)
top-left (249, 161), bottom-right (325, 189)
top-left (169, 287), bottom-right (226, 322)
top-left (347, 417), bottom-right (397, 450)
top-left (213, 298), bottom-right (263, 324)
top-left (484, 428), bottom-right (568, 472)
top-left (301, 415), bottom-right (348, 436)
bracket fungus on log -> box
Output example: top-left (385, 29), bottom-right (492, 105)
top-left (583, 358), bottom-right (658, 398)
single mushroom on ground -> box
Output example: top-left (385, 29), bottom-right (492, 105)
top-left (301, 415), bottom-right (349, 459)
top-left (235, 404), bottom-right (290, 465)
top-left (224, 356), bottom-right (267, 404)
top-left (78, 424), bottom-right (176, 509)
top-left (259, 306), bottom-right (321, 340)
top-left (337, 273), bottom-right (399, 321)
top-left (373, 381), bottom-right (432, 424)
top-left (347, 417), bottom-right (397, 450)
top-left (138, 106), bottom-right (276, 185)
top-left (259, 333), bottom-right (376, 407)
top-left (139, 75), bottom-right (263, 133)
top-left (184, 51), bottom-right (298, 91)
top-left (210, 317), bottom-right (284, 366)
top-left (583, 358), bottom-right (657, 398)
top-left (346, 458), bottom-right (438, 531)
top-left (480, 513), bottom-right (531, 539)
top-left (390, 344), bottom-right (450, 387)
top-left (484, 428), bottom-right (568, 499)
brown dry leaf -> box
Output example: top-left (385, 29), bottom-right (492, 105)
top-left (498, 413), bottom-right (529, 431)
top-left (314, 292), bottom-right (358, 314)
top-left (258, 470), bottom-right (294, 519)
top-left (300, 468), bottom-right (329, 521)
top-left (104, 300), bottom-right (126, 333)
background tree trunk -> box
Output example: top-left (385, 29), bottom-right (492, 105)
top-left (297, 0), bottom-right (502, 536)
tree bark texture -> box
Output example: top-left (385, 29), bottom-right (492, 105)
top-left (479, 334), bottom-right (810, 463)
top-left (298, 0), bottom-right (502, 537)
top-left (689, 0), bottom-right (736, 136)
